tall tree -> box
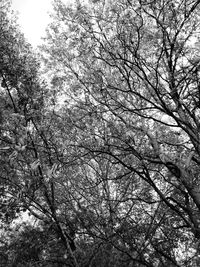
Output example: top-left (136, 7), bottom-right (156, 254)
top-left (0, 0), bottom-right (43, 224)
top-left (0, 2), bottom-right (82, 266)
top-left (41, 0), bottom-right (200, 266)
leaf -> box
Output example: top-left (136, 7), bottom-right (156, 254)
top-left (11, 113), bottom-right (25, 119)
top-left (18, 137), bottom-right (25, 145)
top-left (185, 151), bottom-right (195, 168)
top-left (0, 147), bottom-right (10, 151)
top-left (17, 190), bottom-right (23, 201)
top-left (9, 151), bottom-right (18, 164)
top-left (30, 159), bottom-right (40, 170)
top-left (51, 163), bottom-right (58, 176)
top-left (47, 163), bottom-right (58, 179)
top-left (15, 144), bottom-right (26, 152)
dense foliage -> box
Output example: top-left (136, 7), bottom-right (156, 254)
top-left (2, 0), bottom-right (200, 266)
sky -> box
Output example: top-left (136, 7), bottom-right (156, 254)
top-left (11, 0), bottom-right (72, 47)
top-left (11, 0), bottom-right (54, 47)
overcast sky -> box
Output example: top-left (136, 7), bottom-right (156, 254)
top-left (11, 0), bottom-right (54, 47)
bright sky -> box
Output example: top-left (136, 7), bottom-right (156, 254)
top-left (11, 0), bottom-right (53, 47)
top-left (11, 0), bottom-right (73, 47)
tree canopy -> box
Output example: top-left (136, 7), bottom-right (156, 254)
top-left (2, 0), bottom-right (200, 266)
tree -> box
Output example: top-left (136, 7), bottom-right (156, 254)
top-left (3, 0), bottom-right (200, 266)
top-left (0, 2), bottom-right (83, 266)
top-left (0, 0), bottom-right (46, 223)
top-left (40, 0), bottom-right (200, 266)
